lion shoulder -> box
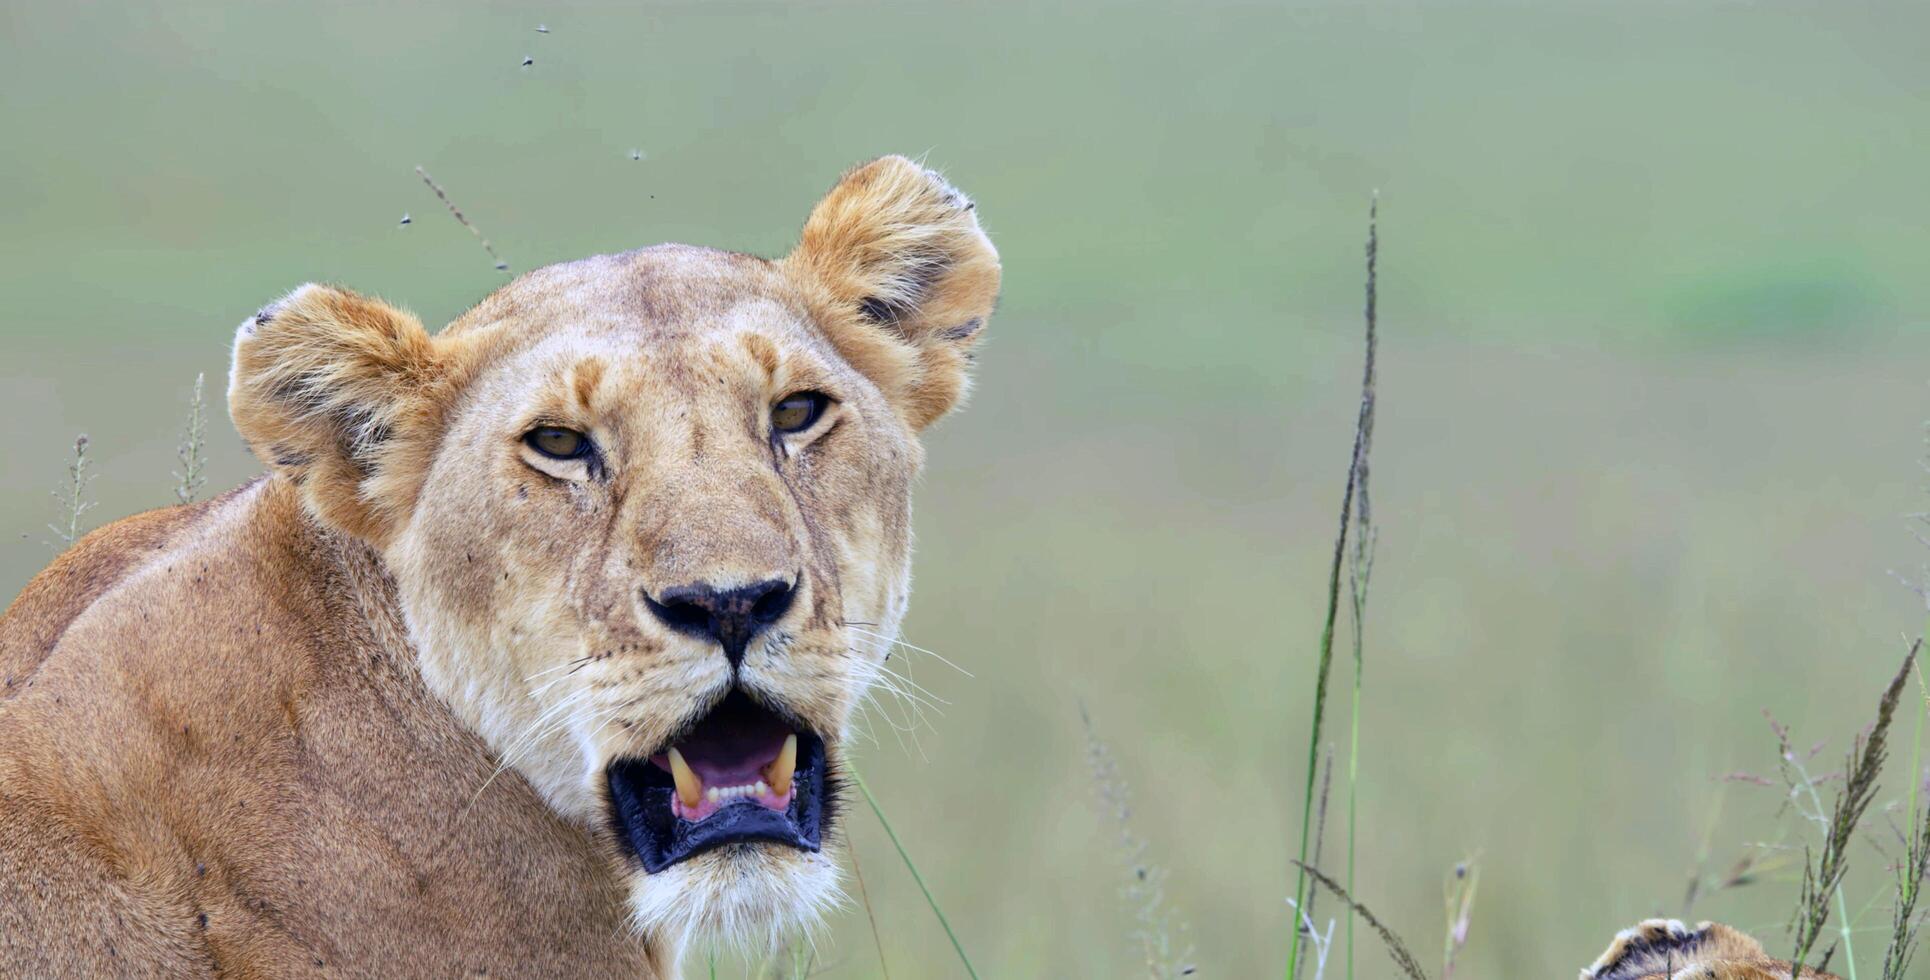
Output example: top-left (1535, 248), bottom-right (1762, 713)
top-left (0, 482), bottom-right (262, 694)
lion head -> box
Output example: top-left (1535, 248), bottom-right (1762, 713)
top-left (226, 156), bottom-right (998, 952)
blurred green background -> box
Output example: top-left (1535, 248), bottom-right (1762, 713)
top-left (4, 1), bottom-right (1929, 976)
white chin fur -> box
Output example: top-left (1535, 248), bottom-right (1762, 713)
top-left (626, 843), bottom-right (843, 957)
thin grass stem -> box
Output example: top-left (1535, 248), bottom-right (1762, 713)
top-left (415, 166), bottom-right (510, 273)
top-left (1291, 861), bottom-right (1427, 980)
top-left (48, 433), bottom-right (96, 551)
top-left (1344, 191), bottom-right (1379, 980)
top-left (852, 769), bottom-right (979, 980)
top-left (1787, 641), bottom-right (1918, 974)
top-left (172, 372), bottom-right (207, 505)
top-left (848, 840), bottom-right (893, 980)
top-left (1289, 193), bottom-right (1381, 980)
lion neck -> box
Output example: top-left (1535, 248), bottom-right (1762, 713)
top-left (229, 480), bottom-right (669, 973)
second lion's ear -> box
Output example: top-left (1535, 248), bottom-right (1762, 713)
top-left (228, 283), bottom-right (446, 547)
top-left (783, 156), bottom-right (1001, 431)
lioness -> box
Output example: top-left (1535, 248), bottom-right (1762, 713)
top-left (1583, 920), bottom-right (1842, 979)
top-left (0, 156), bottom-right (996, 976)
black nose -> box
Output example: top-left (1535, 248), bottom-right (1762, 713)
top-left (642, 578), bottom-right (796, 666)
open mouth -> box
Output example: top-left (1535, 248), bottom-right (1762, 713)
top-left (605, 689), bottom-right (829, 874)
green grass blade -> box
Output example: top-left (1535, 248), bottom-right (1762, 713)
top-left (1286, 554), bottom-right (1349, 980)
top-left (849, 837), bottom-right (894, 979)
top-left (1912, 608), bottom-right (1929, 823)
top-left (1343, 194), bottom-right (1379, 980)
top-left (1347, 670), bottom-right (1361, 980)
top-left (853, 769), bottom-right (980, 980)
top-left (1289, 193), bottom-right (1381, 980)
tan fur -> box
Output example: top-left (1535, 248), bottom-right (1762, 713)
top-left (783, 155), bottom-right (999, 430)
top-left (1583, 920), bottom-right (1842, 980)
top-left (0, 156), bottom-right (998, 976)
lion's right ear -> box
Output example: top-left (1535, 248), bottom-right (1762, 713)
top-left (783, 156), bottom-right (1000, 431)
top-left (228, 283), bottom-right (445, 547)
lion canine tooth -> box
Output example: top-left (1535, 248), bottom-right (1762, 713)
top-left (768, 733), bottom-right (797, 797)
top-left (667, 747), bottom-right (702, 809)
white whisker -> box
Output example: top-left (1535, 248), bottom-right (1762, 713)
top-left (847, 647), bottom-right (936, 761)
top-left (523, 655), bottom-right (592, 682)
top-left (529, 664), bottom-right (595, 701)
top-left (853, 642), bottom-right (950, 711)
top-left (845, 625), bottom-right (973, 678)
top-left (466, 688), bottom-right (591, 807)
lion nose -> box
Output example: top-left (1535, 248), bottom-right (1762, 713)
top-left (642, 578), bottom-right (796, 667)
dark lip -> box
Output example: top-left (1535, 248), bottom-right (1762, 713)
top-left (605, 692), bottom-right (831, 874)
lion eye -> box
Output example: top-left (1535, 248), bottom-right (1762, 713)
top-left (525, 426), bottom-right (590, 460)
top-left (771, 392), bottom-right (830, 434)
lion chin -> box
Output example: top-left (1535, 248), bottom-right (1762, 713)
top-left (624, 844), bottom-right (843, 952)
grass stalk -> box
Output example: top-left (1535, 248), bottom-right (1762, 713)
top-left (1881, 614), bottom-right (1930, 978)
top-left (48, 433), bottom-right (96, 551)
top-left (1343, 684), bottom-right (1359, 980)
top-left (1911, 657), bottom-right (1925, 826)
top-left (1291, 861), bottom-right (1427, 980)
top-left (847, 839), bottom-right (893, 980)
top-left (852, 769), bottom-right (979, 980)
top-left (1343, 192), bottom-right (1380, 980)
top-left (1835, 880), bottom-right (1858, 980)
top-left (415, 165), bottom-right (511, 273)
top-left (1284, 893), bottom-right (1336, 980)
top-left (1303, 746), bottom-right (1335, 962)
top-left (1787, 640), bottom-right (1918, 974)
top-left (173, 372), bottom-right (208, 505)
top-left (1440, 858), bottom-right (1478, 980)
top-left (1881, 788), bottom-right (1930, 980)
top-left (1288, 193), bottom-right (1381, 980)
top-left (1082, 705), bottom-right (1195, 978)
top-left (1775, 727), bottom-right (1862, 978)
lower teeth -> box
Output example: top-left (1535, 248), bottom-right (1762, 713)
top-left (703, 783), bottom-right (775, 803)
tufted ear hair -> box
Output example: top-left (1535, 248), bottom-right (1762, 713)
top-left (782, 156), bottom-right (1001, 430)
top-left (228, 283), bottom-right (447, 547)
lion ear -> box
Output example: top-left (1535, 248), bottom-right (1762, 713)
top-left (783, 156), bottom-right (1001, 430)
top-left (228, 283), bottom-right (445, 547)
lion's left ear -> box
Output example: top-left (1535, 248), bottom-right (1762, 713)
top-left (228, 283), bottom-right (447, 547)
top-left (782, 156), bottom-right (1001, 430)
